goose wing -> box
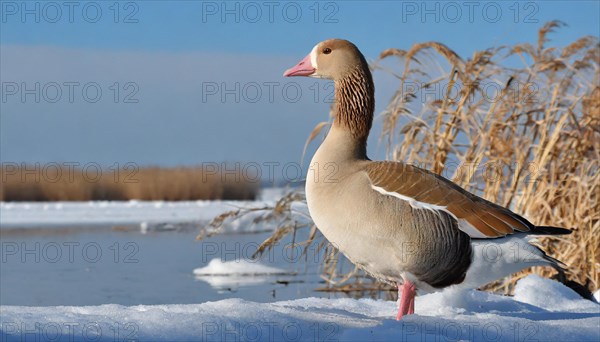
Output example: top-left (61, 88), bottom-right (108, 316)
top-left (365, 161), bottom-right (535, 238)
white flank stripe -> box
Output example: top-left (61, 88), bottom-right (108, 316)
top-left (371, 185), bottom-right (448, 211)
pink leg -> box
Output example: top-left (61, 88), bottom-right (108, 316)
top-left (408, 293), bottom-right (415, 315)
top-left (396, 280), bottom-right (416, 320)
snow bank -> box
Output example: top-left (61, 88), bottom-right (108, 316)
top-left (193, 258), bottom-right (291, 276)
top-left (0, 189), bottom-right (307, 232)
top-left (0, 200), bottom-right (240, 228)
top-left (193, 259), bottom-right (296, 289)
top-left (1, 276), bottom-right (598, 341)
top-left (514, 274), bottom-right (598, 311)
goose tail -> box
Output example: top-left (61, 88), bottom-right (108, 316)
top-left (532, 226), bottom-right (572, 235)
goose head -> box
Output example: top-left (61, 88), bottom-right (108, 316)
top-left (283, 39), bottom-right (368, 80)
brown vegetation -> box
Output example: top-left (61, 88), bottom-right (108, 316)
top-left (0, 165), bottom-right (259, 201)
top-left (203, 22), bottom-right (599, 296)
top-left (375, 21), bottom-right (598, 295)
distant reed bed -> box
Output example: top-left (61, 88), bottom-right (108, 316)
top-left (0, 164), bottom-right (259, 201)
top-left (203, 22), bottom-right (599, 297)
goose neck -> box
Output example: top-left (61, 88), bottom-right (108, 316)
top-left (332, 67), bottom-right (375, 148)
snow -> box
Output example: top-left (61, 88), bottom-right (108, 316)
top-left (513, 274), bottom-right (598, 311)
top-left (0, 187), bottom-right (302, 231)
top-left (1, 276), bottom-right (598, 341)
top-left (0, 200), bottom-right (238, 228)
top-left (193, 258), bottom-right (291, 276)
top-left (193, 259), bottom-right (297, 289)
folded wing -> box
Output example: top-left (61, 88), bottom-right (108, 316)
top-left (365, 161), bottom-right (534, 238)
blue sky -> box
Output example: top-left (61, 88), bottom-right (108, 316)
top-left (1, 1), bottom-right (599, 179)
top-left (3, 1), bottom-right (599, 55)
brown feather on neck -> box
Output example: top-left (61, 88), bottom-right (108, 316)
top-left (333, 65), bottom-right (375, 148)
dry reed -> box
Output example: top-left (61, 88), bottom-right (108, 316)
top-left (203, 22), bottom-right (599, 297)
top-left (0, 165), bottom-right (259, 201)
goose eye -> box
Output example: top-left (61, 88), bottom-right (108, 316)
top-left (322, 48), bottom-right (332, 54)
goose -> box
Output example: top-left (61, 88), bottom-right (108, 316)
top-left (283, 39), bottom-right (571, 320)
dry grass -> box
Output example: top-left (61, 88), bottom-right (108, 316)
top-left (0, 165), bottom-right (259, 201)
top-left (204, 22), bottom-right (599, 296)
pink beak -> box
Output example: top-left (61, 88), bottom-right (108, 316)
top-left (283, 54), bottom-right (315, 77)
